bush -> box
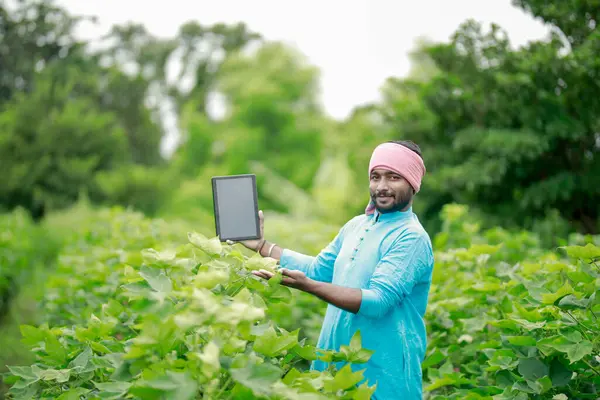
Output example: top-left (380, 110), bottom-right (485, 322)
top-left (2, 208), bottom-right (377, 399)
top-left (424, 205), bottom-right (600, 399)
top-left (0, 208), bottom-right (59, 319)
top-left (92, 165), bottom-right (178, 217)
top-left (2, 204), bottom-right (599, 399)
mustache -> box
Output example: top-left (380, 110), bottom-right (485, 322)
top-left (371, 191), bottom-right (395, 197)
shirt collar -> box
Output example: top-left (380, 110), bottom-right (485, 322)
top-left (373, 206), bottom-right (413, 222)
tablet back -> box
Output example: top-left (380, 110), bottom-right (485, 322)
top-left (212, 174), bottom-right (260, 241)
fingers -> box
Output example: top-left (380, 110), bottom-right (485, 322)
top-left (251, 269), bottom-right (274, 280)
top-left (280, 268), bottom-right (303, 279)
top-left (281, 277), bottom-right (296, 286)
top-left (259, 210), bottom-right (265, 235)
top-left (251, 269), bottom-right (298, 288)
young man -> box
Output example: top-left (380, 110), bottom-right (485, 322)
top-left (230, 141), bottom-right (434, 399)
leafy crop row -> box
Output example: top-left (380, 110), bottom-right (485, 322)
top-left (1, 205), bottom-right (599, 399)
top-left (423, 205), bottom-right (600, 399)
top-left (2, 208), bottom-right (377, 399)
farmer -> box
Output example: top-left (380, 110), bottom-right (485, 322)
top-left (230, 140), bottom-right (434, 399)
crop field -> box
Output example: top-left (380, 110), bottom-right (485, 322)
top-left (0, 204), bottom-right (598, 399)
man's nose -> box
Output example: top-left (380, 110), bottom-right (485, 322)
top-left (377, 178), bottom-right (390, 191)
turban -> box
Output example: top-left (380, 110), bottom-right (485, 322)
top-left (365, 142), bottom-right (426, 215)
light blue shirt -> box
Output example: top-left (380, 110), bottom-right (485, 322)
top-left (280, 207), bottom-right (434, 400)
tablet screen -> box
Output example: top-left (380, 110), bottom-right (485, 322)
top-left (212, 175), bottom-right (260, 241)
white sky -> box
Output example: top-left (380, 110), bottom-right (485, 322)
top-left (54, 0), bottom-right (550, 154)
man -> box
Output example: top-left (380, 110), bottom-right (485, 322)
top-left (231, 140), bottom-right (434, 399)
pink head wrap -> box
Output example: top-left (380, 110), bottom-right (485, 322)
top-left (365, 142), bottom-right (426, 215)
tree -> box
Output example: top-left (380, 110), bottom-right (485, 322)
top-left (0, 0), bottom-right (87, 105)
top-left (0, 59), bottom-right (129, 219)
top-left (377, 2), bottom-right (600, 233)
top-left (215, 41), bottom-right (325, 191)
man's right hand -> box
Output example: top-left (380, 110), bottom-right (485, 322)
top-left (227, 210), bottom-right (265, 252)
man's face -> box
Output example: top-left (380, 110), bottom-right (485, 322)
top-left (369, 168), bottom-right (414, 213)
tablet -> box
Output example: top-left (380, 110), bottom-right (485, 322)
top-left (211, 174), bottom-right (261, 241)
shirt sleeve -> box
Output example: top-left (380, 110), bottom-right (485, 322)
top-left (357, 231), bottom-right (432, 319)
top-left (279, 224), bottom-right (347, 283)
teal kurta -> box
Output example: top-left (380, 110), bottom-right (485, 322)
top-left (280, 207), bottom-right (434, 400)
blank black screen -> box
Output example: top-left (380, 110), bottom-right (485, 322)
top-left (213, 176), bottom-right (259, 240)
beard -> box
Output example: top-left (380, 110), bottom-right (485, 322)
top-left (370, 187), bottom-right (413, 213)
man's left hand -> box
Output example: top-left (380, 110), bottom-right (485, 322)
top-left (251, 268), bottom-right (312, 292)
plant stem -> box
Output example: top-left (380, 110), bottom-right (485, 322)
top-left (564, 310), bottom-right (592, 341)
top-left (583, 359), bottom-right (600, 376)
top-left (215, 376), bottom-right (232, 399)
top-left (590, 307), bottom-right (598, 321)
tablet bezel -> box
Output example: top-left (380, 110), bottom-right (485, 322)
top-left (211, 174), bottom-right (261, 242)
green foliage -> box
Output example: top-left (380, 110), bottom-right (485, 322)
top-left (214, 42), bottom-right (325, 190)
top-left (2, 208), bottom-right (377, 399)
top-left (378, 14), bottom-right (600, 234)
top-left (92, 165), bottom-right (179, 216)
top-left (0, 208), bottom-right (60, 395)
top-left (0, 208), bottom-right (59, 319)
top-left (0, 0), bottom-right (87, 105)
top-left (512, 0), bottom-right (599, 47)
top-left (3, 203), bottom-right (599, 398)
top-left (424, 204), bottom-right (600, 399)
top-left (0, 59), bottom-right (130, 218)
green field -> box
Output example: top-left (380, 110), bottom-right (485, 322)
top-left (0, 203), bottom-right (598, 399)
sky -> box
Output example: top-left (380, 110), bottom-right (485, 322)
top-left (54, 0), bottom-right (551, 154)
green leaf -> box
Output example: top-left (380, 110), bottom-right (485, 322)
top-left (56, 387), bottom-right (91, 400)
top-left (194, 268), bottom-right (230, 289)
top-left (352, 381), bottom-right (377, 400)
top-left (536, 335), bottom-right (594, 363)
top-left (68, 346), bottom-right (92, 371)
top-left (141, 248), bottom-right (177, 264)
top-left (549, 358), bottom-right (572, 387)
top-left (188, 232), bottom-right (222, 256)
top-left (517, 358), bottom-right (549, 381)
top-left (129, 372), bottom-right (197, 400)
top-left (566, 271), bottom-right (595, 284)
top-left (557, 294), bottom-right (589, 310)
top-left (43, 335), bottom-right (68, 365)
top-left (291, 343), bottom-right (318, 361)
top-left (560, 243), bottom-right (600, 261)
top-left (541, 282), bottom-right (574, 305)
top-left (230, 361), bottom-right (282, 396)
top-left (245, 253), bottom-right (278, 272)
top-left (139, 266), bottom-right (172, 293)
top-left (39, 368), bottom-right (71, 382)
top-left (7, 366), bottom-right (38, 381)
top-left (253, 326), bottom-right (299, 357)
top-left (324, 364), bottom-right (364, 392)
top-left (265, 282), bottom-right (292, 302)
top-left (339, 331), bottom-right (374, 364)
top-left (564, 340), bottom-right (593, 363)
top-left (422, 349), bottom-right (445, 369)
top-left (94, 381), bottom-right (132, 393)
top-left (198, 341), bottom-right (221, 377)
top-left (19, 325), bottom-right (46, 347)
